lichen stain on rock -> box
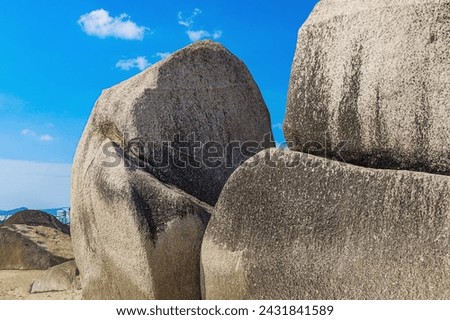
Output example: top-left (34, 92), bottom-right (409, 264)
top-left (373, 86), bottom-right (387, 151)
top-left (414, 82), bottom-right (431, 165)
top-left (337, 43), bottom-right (363, 158)
top-left (286, 26), bottom-right (332, 155)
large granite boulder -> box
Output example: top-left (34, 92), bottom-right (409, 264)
top-left (71, 41), bottom-right (272, 299)
top-left (0, 224), bottom-right (74, 270)
top-left (31, 260), bottom-right (81, 293)
top-left (202, 148), bottom-right (450, 299)
top-left (76, 40), bottom-right (273, 206)
top-left (4, 210), bottom-right (70, 235)
top-left (284, 0), bottom-right (450, 174)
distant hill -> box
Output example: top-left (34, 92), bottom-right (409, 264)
top-left (0, 207), bottom-right (70, 225)
top-left (0, 207), bottom-right (68, 216)
top-left (0, 207), bottom-right (28, 216)
top-left (3, 210), bottom-right (70, 234)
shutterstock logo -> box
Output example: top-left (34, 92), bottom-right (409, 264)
top-left (101, 132), bottom-right (348, 169)
top-left (102, 132), bottom-right (274, 169)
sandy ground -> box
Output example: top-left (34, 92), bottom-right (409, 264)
top-left (0, 270), bottom-right (81, 300)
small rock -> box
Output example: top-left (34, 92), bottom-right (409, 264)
top-left (31, 261), bottom-right (81, 293)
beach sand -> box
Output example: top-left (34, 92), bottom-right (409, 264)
top-left (0, 270), bottom-right (81, 300)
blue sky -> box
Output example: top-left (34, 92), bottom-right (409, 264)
top-left (0, 0), bottom-right (319, 209)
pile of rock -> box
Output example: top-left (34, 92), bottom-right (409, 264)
top-left (71, 0), bottom-right (450, 300)
top-left (0, 210), bottom-right (73, 270)
top-left (0, 210), bottom-right (80, 296)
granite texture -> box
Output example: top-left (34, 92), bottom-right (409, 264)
top-left (284, 0), bottom-right (450, 174)
top-left (202, 148), bottom-right (450, 299)
top-left (71, 41), bottom-right (272, 299)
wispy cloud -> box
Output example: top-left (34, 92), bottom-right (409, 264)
top-left (21, 129), bottom-right (37, 137)
top-left (186, 30), bottom-right (210, 42)
top-left (78, 9), bottom-right (148, 40)
top-left (40, 134), bottom-right (54, 142)
top-left (155, 52), bottom-right (171, 60)
top-left (178, 9), bottom-right (222, 42)
top-left (116, 56), bottom-right (151, 71)
top-left (212, 31), bottom-right (223, 39)
top-left (186, 30), bottom-right (222, 41)
top-left (22, 129), bottom-right (54, 142)
top-left (178, 8), bottom-right (201, 28)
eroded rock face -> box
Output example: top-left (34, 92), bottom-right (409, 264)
top-left (71, 41), bottom-right (272, 299)
top-left (202, 149), bottom-right (450, 299)
top-left (31, 260), bottom-right (81, 293)
top-left (0, 224), bottom-right (74, 270)
top-left (284, 0), bottom-right (450, 174)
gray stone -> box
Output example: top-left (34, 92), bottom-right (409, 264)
top-left (72, 148), bottom-right (212, 299)
top-left (284, 0), bottom-right (450, 174)
top-left (72, 41), bottom-right (272, 299)
top-left (0, 224), bottom-right (74, 270)
top-left (31, 260), bottom-right (81, 293)
top-left (77, 40), bottom-right (273, 206)
top-left (202, 148), bottom-right (450, 299)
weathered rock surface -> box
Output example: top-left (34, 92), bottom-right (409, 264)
top-left (72, 41), bottom-right (271, 299)
top-left (31, 260), bottom-right (81, 293)
top-left (4, 210), bottom-right (70, 235)
top-left (77, 40), bottom-right (273, 206)
top-left (202, 148), bottom-right (450, 299)
top-left (72, 149), bottom-right (212, 299)
top-left (0, 224), bottom-right (74, 270)
top-left (284, 0), bottom-right (450, 174)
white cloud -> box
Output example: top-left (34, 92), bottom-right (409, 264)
top-left (116, 56), bottom-right (151, 71)
top-left (186, 30), bottom-right (211, 41)
top-left (21, 129), bottom-right (37, 137)
top-left (40, 134), bottom-right (54, 142)
top-left (212, 31), bottom-right (223, 39)
top-left (0, 159), bottom-right (71, 209)
top-left (78, 9), bottom-right (148, 40)
top-left (178, 8), bottom-right (223, 42)
top-left (22, 129), bottom-right (54, 142)
top-left (186, 30), bottom-right (223, 41)
top-left (155, 52), bottom-right (171, 60)
top-left (178, 8), bottom-right (201, 28)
